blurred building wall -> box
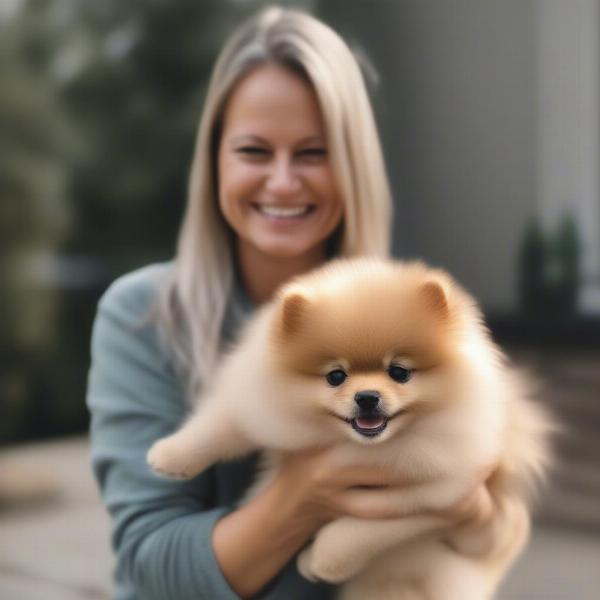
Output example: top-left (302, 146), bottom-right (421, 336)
top-left (320, 0), bottom-right (538, 312)
top-left (536, 0), bottom-right (600, 313)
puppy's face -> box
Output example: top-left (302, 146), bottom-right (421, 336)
top-left (270, 260), bottom-right (476, 444)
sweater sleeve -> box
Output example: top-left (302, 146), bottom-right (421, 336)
top-left (86, 267), bottom-right (241, 600)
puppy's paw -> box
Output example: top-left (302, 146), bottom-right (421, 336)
top-left (146, 437), bottom-right (195, 480)
top-left (297, 545), bottom-right (355, 584)
top-left (296, 547), bottom-right (319, 583)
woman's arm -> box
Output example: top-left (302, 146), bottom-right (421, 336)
top-left (88, 267), bottom-right (249, 600)
top-left (212, 472), bottom-right (320, 598)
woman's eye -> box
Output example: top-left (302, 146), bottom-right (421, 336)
top-left (388, 365), bottom-right (412, 384)
top-left (326, 369), bottom-right (347, 387)
top-left (236, 146), bottom-right (269, 157)
top-left (298, 148), bottom-right (328, 160)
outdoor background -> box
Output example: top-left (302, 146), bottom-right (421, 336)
top-left (1, 0), bottom-right (599, 598)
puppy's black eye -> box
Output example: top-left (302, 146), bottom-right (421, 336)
top-left (326, 369), bottom-right (347, 386)
top-left (388, 365), bottom-right (412, 383)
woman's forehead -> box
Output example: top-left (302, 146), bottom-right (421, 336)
top-left (221, 64), bottom-right (326, 139)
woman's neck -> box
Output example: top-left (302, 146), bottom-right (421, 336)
top-left (236, 241), bottom-right (327, 304)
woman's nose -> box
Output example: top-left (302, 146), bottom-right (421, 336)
top-left (265, 155), bottom-right (301, 196)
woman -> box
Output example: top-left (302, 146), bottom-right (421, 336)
top-left (88, 7), bottom-right (491, 600)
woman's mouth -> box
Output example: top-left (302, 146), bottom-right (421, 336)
top-left (253, 203), bottom-right (315, 220)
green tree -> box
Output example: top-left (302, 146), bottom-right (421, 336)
top-left (548, 213), bottom-right (581, 316)
top-left (517, 218), bottom-right (546, 318)
top-left (0, 0), bottom-right (77, 443)
top-left (1, 0), bottom-right (315, 443)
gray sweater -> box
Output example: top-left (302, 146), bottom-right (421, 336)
top-left (87, 263), bottom-right (334, 599)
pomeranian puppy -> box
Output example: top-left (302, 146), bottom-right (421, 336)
top-left (148, 258), bottom-right (553, 599)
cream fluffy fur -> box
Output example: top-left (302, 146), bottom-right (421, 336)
top-left (148, 258), bottom-right (553, 599)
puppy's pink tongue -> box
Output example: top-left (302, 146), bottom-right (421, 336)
top-left (355, 416), bottom-right (385, 429)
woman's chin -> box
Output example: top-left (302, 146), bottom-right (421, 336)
top-left (255, 243), bottom-right (321, 262)
top-left (239, 233), bottom-right (325, 263)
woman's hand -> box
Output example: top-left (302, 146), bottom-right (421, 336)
top-left (213, 449), bottom-right (497, 598)
top-left (271, 446), bottom-right (411, 530)
top-left (273, 448), bottom-right (498, 534)
top-left (436, 463), bottom-right (496, 525)
top-left (212, 446), bottom-right (413, 598)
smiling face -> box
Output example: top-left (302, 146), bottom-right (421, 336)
top-left (217, 63), bottom-right (344, 267)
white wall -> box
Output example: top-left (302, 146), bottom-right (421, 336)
top-left (320, 1), bottom-right (538, 312)
top-left (535, 0), bottom-right (600, 314)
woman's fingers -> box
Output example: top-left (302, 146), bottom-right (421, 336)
top-left (445, 462), bottom-right (497, 523)
top-left (341, 482), bottom-right (495, 523)
top-left (453, 484), bottom-right (494, 524)
top-left (339, 486), bottom-right (407, 520)
top-left (281, 446), bottom-right (499, 524)
top-left (326, 449), bottom-right (409, 487)
top-left (336, 465), bottom-right (399, 488)
top-left (296, 447), bottom-right (402, 489)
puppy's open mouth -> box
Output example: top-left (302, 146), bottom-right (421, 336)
top-left (350, 415), bottom-right (388, 437)
top-left (330, 409), bottom-right (406, 439)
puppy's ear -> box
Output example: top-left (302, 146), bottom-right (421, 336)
top-left (419, 280), bottom-right (449, 320)
top-left (278, 289), bottom-right (312, 338)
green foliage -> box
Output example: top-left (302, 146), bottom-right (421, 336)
top-left (548, 213), bottom-right (581, 314)
top-left (0, 0), bottom-right (78, 444)
top-left (517, 214), bottom-right (582, 320)
top-left (60, 0), bottom-right (314, 272)
top-left (62, 0), bottom-right (232, 270)
top-left (0, 0), bottom-right (316, 444)
top-left (517, 219), bottom-right (545, 316)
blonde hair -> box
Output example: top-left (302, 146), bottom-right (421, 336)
top-left (159, 6), bottom-right (393, 395)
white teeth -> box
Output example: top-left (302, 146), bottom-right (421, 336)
top-left (258, 205), bottom-right (310, 218)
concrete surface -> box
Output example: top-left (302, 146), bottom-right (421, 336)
top-left (0, 436), bottom-right (599, 599)
top-left (0, 437), bottom-right (112, 599)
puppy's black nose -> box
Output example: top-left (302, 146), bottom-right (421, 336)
top-left (354, 390), bottom-right (380, 411)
